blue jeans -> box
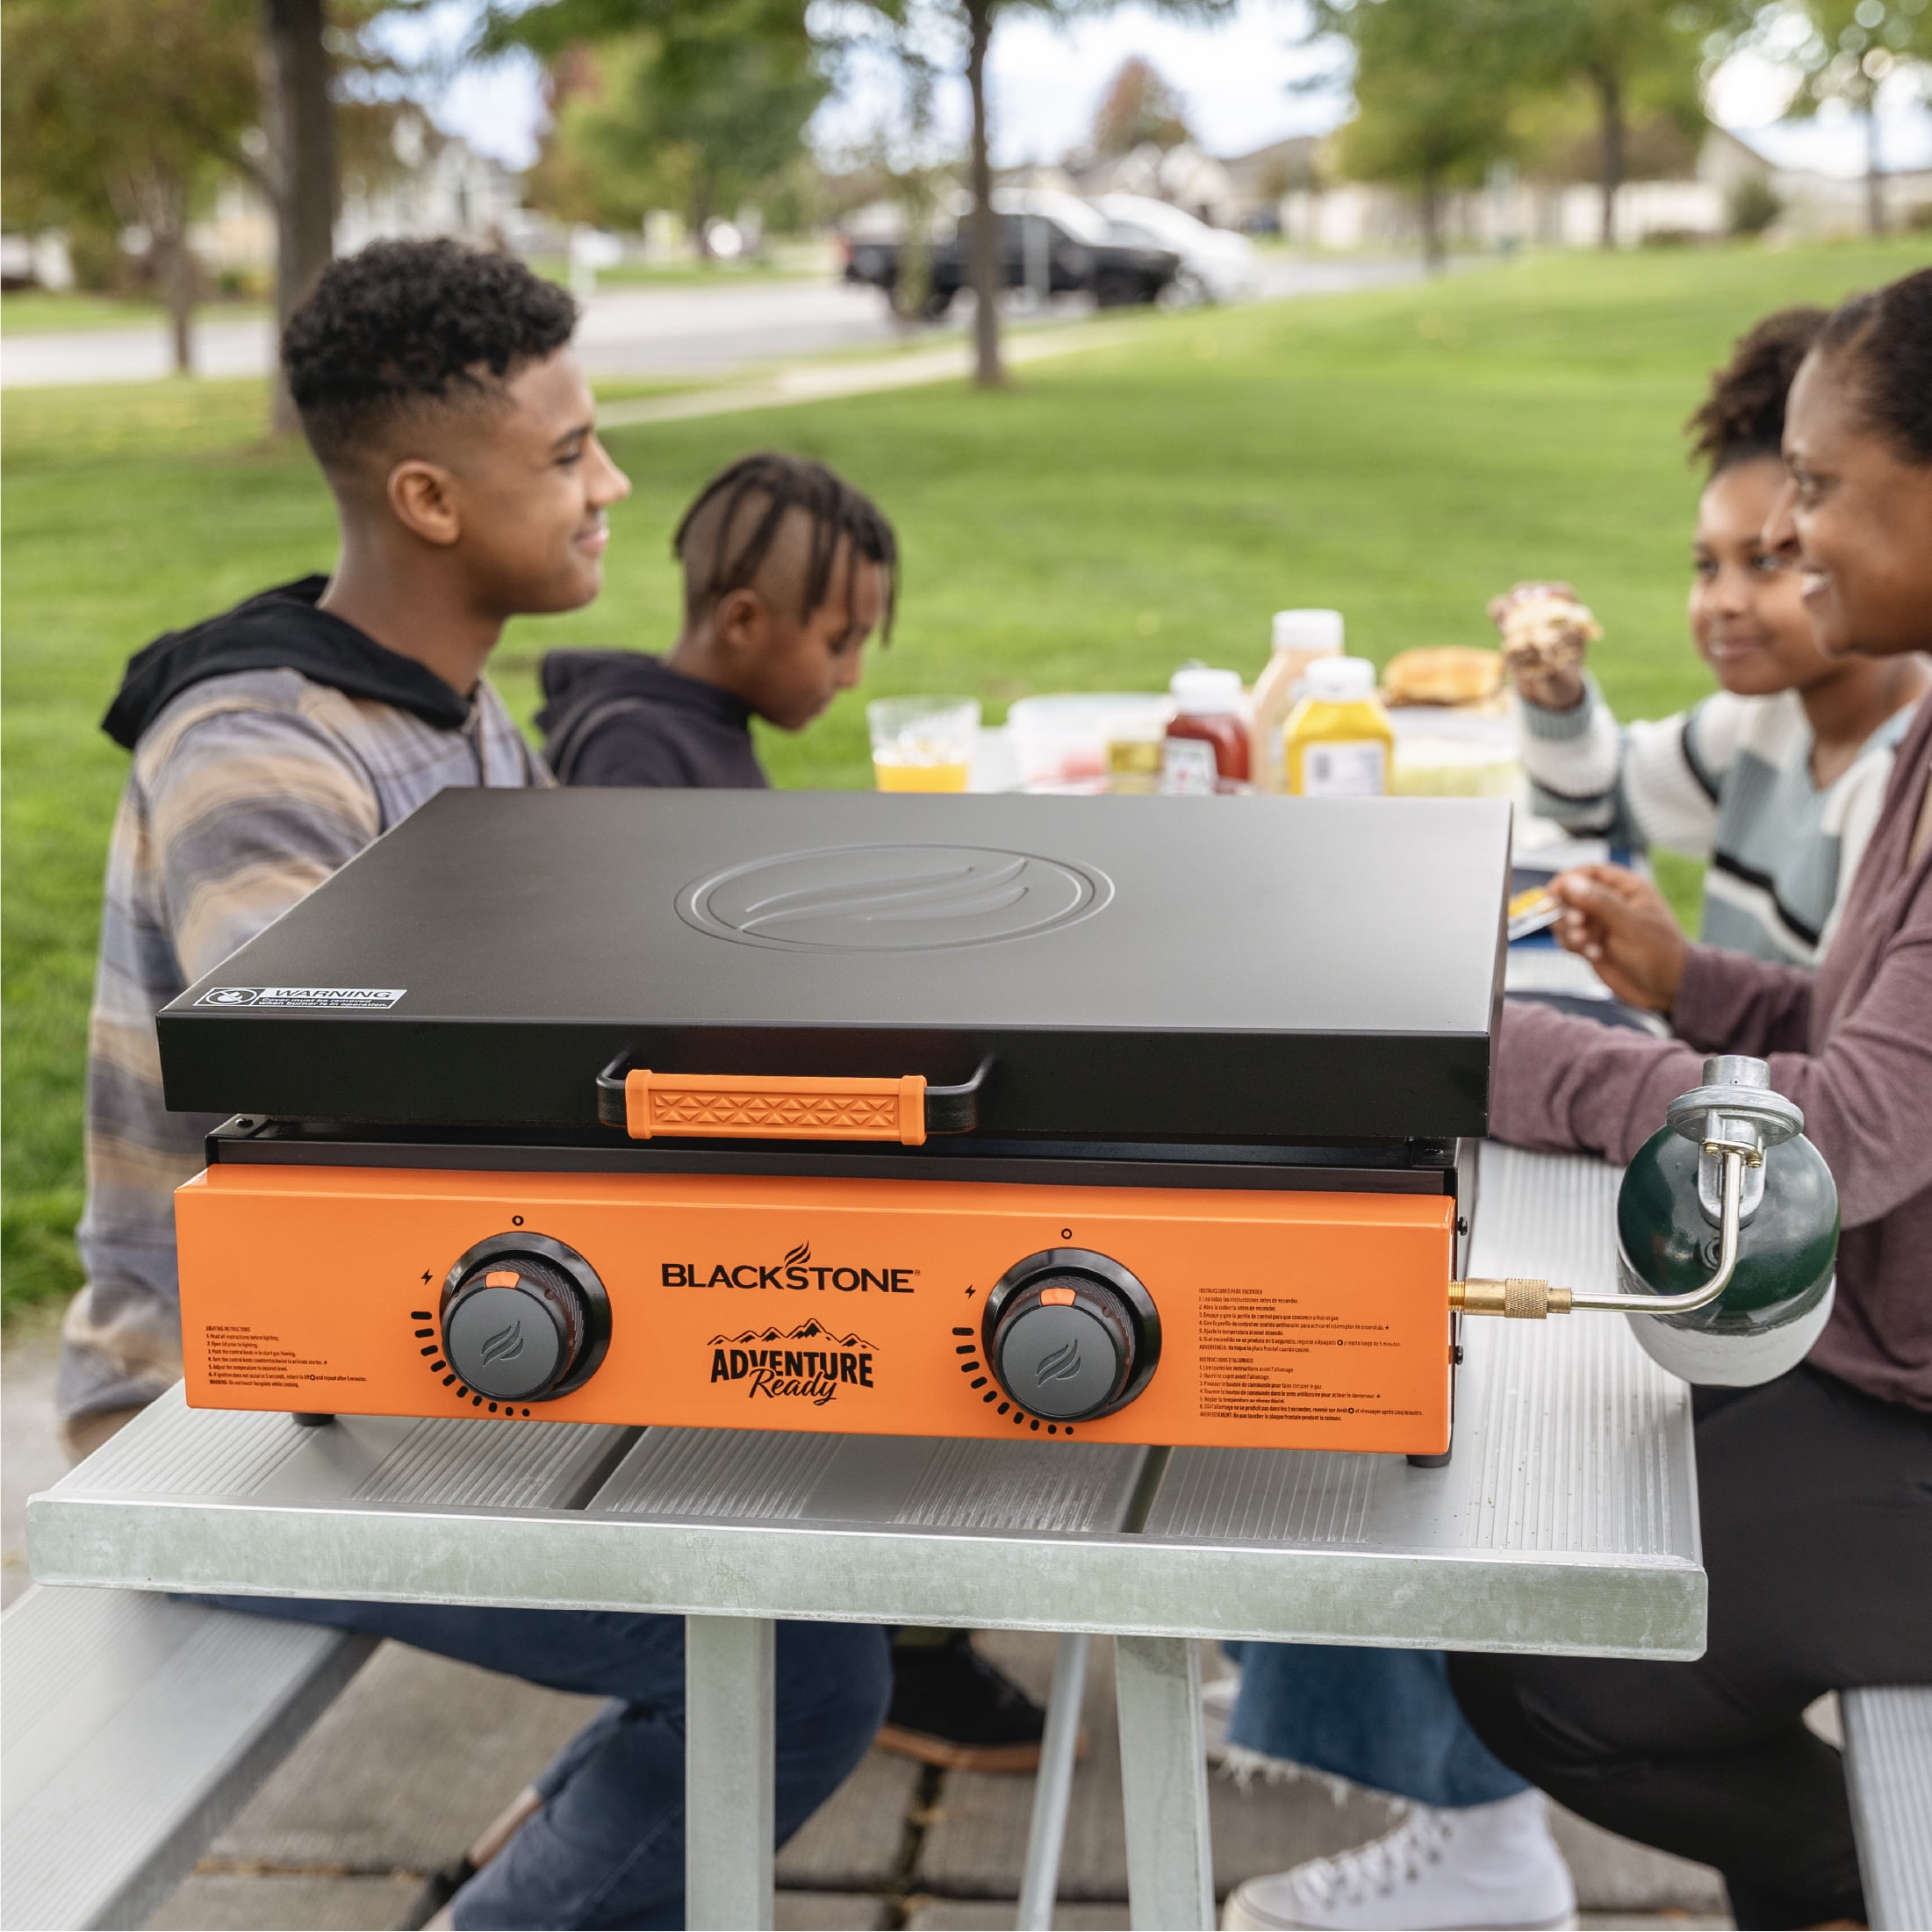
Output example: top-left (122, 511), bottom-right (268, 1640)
top-left (1226, 1642), bottom-right (1526, 1810)
top-left (206, 1597), bottom-right (890, 1928)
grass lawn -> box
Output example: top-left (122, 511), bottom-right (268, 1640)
top-left (4, 236), bottom-right (1924, 1315)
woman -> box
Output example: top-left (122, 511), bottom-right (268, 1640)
top-left (1451, 267), bottom-right (1932, 1931)
top-left (1509, 305), bottom-right (1926, 965)
top-left (1218, 299), bottom-right (1928, 1932)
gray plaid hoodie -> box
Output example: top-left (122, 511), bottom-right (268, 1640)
top-left (62, 579), bottom-right (548, 1425)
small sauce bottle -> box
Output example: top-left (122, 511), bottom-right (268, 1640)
top-left (1282, 657), bottom-right (1394, 797)
top-left (1250, 609), bottom-right (1343, 793)
top-left (1163, 667), bottom-right (1250, 794)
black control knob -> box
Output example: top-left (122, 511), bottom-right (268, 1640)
top-left (442, 1236), bottom-right (609, 1402)
top-left (985, 1251), bottom-right (1160, 1423)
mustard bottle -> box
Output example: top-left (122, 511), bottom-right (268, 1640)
top-left (1282, 656), bottom-right (1394, 797)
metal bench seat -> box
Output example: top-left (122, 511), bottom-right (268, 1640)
top-left (0, 1586), bottom-right (373, 1931)
top-left (1845, 1684), bottom-right (1932, 1931)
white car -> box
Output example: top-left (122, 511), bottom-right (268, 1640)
top-left (1093, 193), bottom-right (1261, 305)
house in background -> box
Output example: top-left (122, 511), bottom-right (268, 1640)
top-left (190, 111), bottom-right (525, 288)
top-left (1277, 119), bottom-right (1931, 251)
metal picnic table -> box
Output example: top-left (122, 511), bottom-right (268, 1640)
top-left (26, 1117), bottom-right (1702, 1930)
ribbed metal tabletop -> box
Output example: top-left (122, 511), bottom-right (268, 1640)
top-left (26, 1143), bottom-right (1703, 1660)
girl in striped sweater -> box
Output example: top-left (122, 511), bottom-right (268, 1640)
top-left (1507, 307), bottom-right (1927, 966)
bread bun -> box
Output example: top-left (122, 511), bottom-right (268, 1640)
top-left (1382, 646), bottom-right (1504, 708)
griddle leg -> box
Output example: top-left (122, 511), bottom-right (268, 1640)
top-left (1115, 1634), bottom-right (1216, 1930)
top-left (685, 1614), bottom-right (775, 1931)
top-left (1016, 1631), bottom-right (1091, 1931)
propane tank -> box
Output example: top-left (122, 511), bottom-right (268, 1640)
top-left (1448, 1054), bottom-right (1839, 1388)
top-left (1614, 1055), bottom-right (1837, 1387)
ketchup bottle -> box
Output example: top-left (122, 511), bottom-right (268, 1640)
top-left (1162, 666), bottom-right (1250, 794)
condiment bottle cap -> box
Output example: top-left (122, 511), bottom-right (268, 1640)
top-left (1169, 666), bottom-right (1244, 714)
top-left (1272, 608), bottom-right (1344, 652)
top-left (1302, 656), bottom-right (1376, 701)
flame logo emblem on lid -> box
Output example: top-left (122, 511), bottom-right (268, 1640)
top-left (1035, 1339), bottom-right (1083, 1385)
top-left (479, 1320), bottom-right (526, 1365)
top-left (679, 844), bottom-right (1112, 953)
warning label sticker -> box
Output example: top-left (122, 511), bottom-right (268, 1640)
top-left (195, 986), bottom-right (406, 1009)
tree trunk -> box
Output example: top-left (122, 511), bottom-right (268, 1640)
top-left (963, 0), bottom-right (1003, 389)
top-left (261, 0), bottom-right (337, 432)
top-left (157, 191), bottom-right (196, 377)
top-left (1863, 98), bottom-right (1885, 236)
top-left (1419, 169), bottom-right (1445, 274)
top-left (1591, 66), bottom-right (1625, 249)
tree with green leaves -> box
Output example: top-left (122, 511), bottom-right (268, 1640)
top-left (1315, 0), bottom-right (1718, 251)
top-left (1517, 0), bottom-right (1715, 248)
top-left (262, 0), bottom-right (341, 423)
top-left (1089, 54), bottom-right (1194, 156)
top-left (1309, 0), bottom-right (1529, 270)
top-left (487, 0), bottom-right (824, 254)
top-left (2, 0), bottom-right (258, 371)
top-left (865, 1), bottom-right (1235, 388)
top-left (1764, 0), bottom-right (1931, 233)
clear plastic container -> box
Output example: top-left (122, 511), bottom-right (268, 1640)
top-left (1250, 609), bottom-right (1343, 794)
top-left (1163, 665), bottom-right (1249, 794)
top-left (1007, 693), bottom-right (1172, 792)
top-left (1282, 657), bottom-right (1394, 798)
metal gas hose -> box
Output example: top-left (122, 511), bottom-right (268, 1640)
top-left (1450, 1055), bottom-right (1797, 1322)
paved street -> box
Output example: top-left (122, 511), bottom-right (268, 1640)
top-left (0, 256), bottom-right (1423, 391)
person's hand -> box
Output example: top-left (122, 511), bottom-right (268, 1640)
top-left (1548, 864), bottom-right (1687, 1012)
top-left (1490, 580), bottom-right (1596, 712)
top-left (1503, 645), bottom-right (1587, 713)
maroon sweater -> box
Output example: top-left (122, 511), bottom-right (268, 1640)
top-left (1491, 693), bottom-right (1932, 1412)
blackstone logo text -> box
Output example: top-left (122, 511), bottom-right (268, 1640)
top-left (708, 1323), bottom-right (876, 1405)
top-left (665, 1240), bottom-right (915, 1294)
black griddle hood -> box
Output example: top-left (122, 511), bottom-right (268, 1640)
top-left (160, 787), bottom-right (1511, 1142)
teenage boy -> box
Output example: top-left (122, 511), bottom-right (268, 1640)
top-left (65, 237), bottom-right (889, 1930)
top-left (535, 449), bottom-right (896, 786)
top-left (536, 451), bottom-right (1056, 1776)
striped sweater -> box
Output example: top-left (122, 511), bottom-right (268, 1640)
top-left (1518, 677), bottom-right (1917, 966)
top-left (61, 661), bottom-right (546, 1426)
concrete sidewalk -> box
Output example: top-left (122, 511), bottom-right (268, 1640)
top-left (4, 1322), bottom-right (1733, 1930)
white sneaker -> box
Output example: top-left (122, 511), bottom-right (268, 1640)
top-left (1203, 1670), bottom-right (1241, 1763)
top-left (1220, 1789), bottom-right (1577, 1930)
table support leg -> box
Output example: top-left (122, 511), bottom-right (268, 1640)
top-left (685, 1613), bottom-right (775, 1931)
top-left (1016, 1631), bottom-right (1091, 1932)
top-left (1115, 1634), bottom-right (1215, 1932)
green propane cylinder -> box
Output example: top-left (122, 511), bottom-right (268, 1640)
top-left (1615, 1055), bottom-right (1839, 1387)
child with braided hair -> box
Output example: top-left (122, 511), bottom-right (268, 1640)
top-left (537, 450), bottom-right (898, 787)
top-left (540, 454), bottom-right (1062, 1776)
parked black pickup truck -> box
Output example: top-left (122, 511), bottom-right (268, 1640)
top-left (843, 195), bottom-right (1181, 317)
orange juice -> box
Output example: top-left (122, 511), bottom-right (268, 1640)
top-left (874, 758), bottom-right (970, 793)
top-left (867, 696), bottom-right (980, 793)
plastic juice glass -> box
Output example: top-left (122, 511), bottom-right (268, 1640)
top-left (1282, 657), bottom-right (1394, 797)
top-left (869, 696), bottom-right (980, 792)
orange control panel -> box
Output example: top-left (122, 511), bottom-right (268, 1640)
top-left (176, 1164), bottom-right (1456, 1455)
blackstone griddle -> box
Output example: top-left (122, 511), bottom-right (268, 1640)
top-left (162, 786), bottom-right (1835, 1460)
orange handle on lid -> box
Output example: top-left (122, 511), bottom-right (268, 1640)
top-left (623, 1069), bottom-right (928, 1146)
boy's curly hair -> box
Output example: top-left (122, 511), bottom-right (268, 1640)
top-left (1685, 305), bottom-right (1828, 475)
top-left (675, 451), bottom-right (899, 638)
top-left (283, 239), bottom-right (578, 468)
